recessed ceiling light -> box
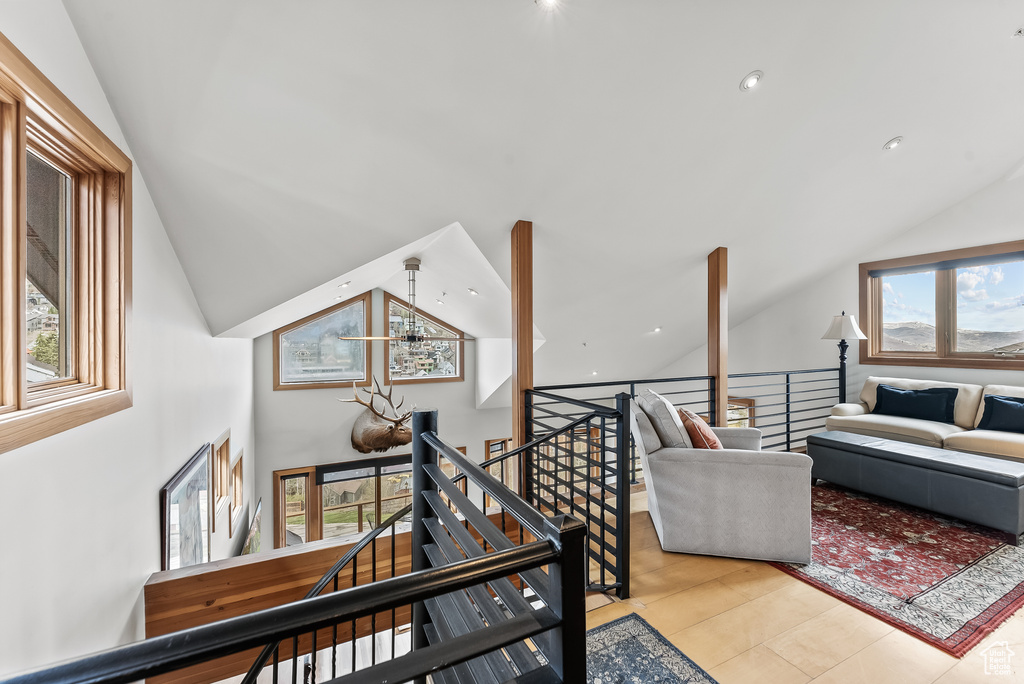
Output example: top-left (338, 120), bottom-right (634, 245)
top-left (592, 371), bottom-right (598, 376)
top-left (739, 70), bottom-right (763, 91)
top-left (467, 288), bottom-right (479, 296)
top-left (535, 0), bottom-right (558, 9)
top-left (883, 136), bottom-right (903, 151)
top-left (653, 327), bottom-right (662, 333)
top-left (435, 298), bottom-right (445, 305)
top-left (338, 281), bottom-right (351, 288)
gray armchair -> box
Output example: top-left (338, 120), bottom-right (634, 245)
top-left (629, 399), bottom-right (812, 564)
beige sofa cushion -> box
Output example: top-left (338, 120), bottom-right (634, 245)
top-left (831, 402), bottom-right (869, 417)
top-left (825, 413), bottom-right (966, 448)
top-left (944, 430), bottom-right (1024, 463)
top-left (859, 376), bottom-right (984, 430)
top-left (974, 385), bottom-right (1024, 427)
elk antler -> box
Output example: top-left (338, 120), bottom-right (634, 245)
top-left (341, 376), bottom-right (412, 425)
top-left (373, 376), bottom-right (406, 413)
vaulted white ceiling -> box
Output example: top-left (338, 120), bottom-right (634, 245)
top-left (63, 0), bottom-right (1024, 385)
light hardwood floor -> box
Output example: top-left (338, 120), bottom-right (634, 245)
top-left (585, 492), bottom-right (1024, 683)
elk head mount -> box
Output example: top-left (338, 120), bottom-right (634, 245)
top-left (342, 377), bottom-right (414, 454)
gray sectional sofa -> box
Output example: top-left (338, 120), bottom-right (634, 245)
top-left (825, 376), bottom-right (1024, 462)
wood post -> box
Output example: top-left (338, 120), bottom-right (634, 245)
top-left (511, 220), bottom-right (533, 447)
top-left (708, 247), bottom-right (728, 427)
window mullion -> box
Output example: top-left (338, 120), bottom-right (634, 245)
top-left (76, 173), bottom-right (95, 386)
top-left (1, 99), bottom-right (27, 411)
top-left (101, 171), bottom-right (124, 390)
top-left (0, 101), bottom-right (16, 411)
top-left (934, 269), bottom-right (946, 358)
top-left (935, 269), bottom-right (955, 358)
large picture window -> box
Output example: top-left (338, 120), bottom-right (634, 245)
top-left (860, 241), bottom-right (1024, 369)
top-left (383, 293), bottom-right (463, 385)
top-left (0, 31), bottom-right (132, 454)
top-left (272, 450), bottom-right (465, 548)
top-left (272, 291), bottom-right (371, 390)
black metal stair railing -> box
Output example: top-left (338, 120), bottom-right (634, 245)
top-left (533, 375), bottom-right (716, 486)
top-left (411, 410), bottom-right (586, 683)
top-left (239, 501), bottom-right (413, 684)
top-left (523, 390), bottom-right (631, 599)
top-left (1, 408), bottom-right (586, 684)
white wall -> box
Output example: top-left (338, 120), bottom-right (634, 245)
top-left (0, 2), bottom-right (255, 675)
top-left (661, 169), bottom-right (1024, 391)
top-left (253, 289), bottom-right (512, 546)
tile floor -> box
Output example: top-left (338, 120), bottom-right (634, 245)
top-left (585, 492), bottom-right (1024, 683)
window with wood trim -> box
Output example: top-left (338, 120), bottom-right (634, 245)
top-left (273, 449), bottom-right (465, 548)
top-left (726, 397), bottom-right (755, 428)
top-left (229, 452), bottom-right (243, 536)
top-left (383, 292), bottom-right (463, 385)
top-left (212, 431), bottom-right (230, 531)
top-left (272, 291), bottom-right (371, 391)
top-left (0, 32), bottom-right (132, 454)
top-left (860, 241), bottom-right (1024, 369)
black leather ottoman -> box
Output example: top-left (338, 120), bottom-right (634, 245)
top-left (806, 431), bottom-right (1024, 544)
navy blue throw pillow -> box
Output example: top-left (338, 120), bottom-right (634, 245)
top-left (978, 395), bottom-right (1024, 434)
top-left (873, 384), bottom-right (958, 424)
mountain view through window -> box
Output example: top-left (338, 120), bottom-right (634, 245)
top-left (881, 261), bottom-right (1024, 353)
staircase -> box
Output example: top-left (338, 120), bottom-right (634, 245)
top-left (2, 406), bottom-right (608, 684)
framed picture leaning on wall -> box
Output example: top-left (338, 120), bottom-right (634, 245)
top-left (160, 443), bottom-right (212, 571)
top-left (240, 498), bottom-right (262, 556)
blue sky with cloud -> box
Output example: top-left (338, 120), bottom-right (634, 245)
top-left (883, 260), bottom-right (1024, 332)
top-left (956, 261), bottom-right (1024, 331)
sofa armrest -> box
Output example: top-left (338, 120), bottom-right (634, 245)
top-left (831, 402), bottom-right (869, 417)
top-left (710, 427), bottom-right (762, 451)
top-left (649, 447), bottom-right (812, 470)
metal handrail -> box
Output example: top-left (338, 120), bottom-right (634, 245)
top-left (535, 374), bottom-right (713, 392)
top-left (449, 410), bottom-right (603, 492)
top-left (728, 367), bottom-right (836, 378)
top-left (240, 503), bottom-right (413, 684)
top-left (4, 542), bottom-right (558, 684)
top-left (422, 433), bottom-right (562, 543)
top-left (411, 411), bottom-right (586, 682)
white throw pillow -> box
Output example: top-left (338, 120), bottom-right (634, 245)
top-left (629, 401), bottom-right (663, 454)
top-left (636, 389), bottom-right (693, 448)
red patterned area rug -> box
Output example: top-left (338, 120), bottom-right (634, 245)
top-left (769, 483), bottom-right (1024, 657)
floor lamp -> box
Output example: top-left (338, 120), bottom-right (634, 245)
top-left (822, 311), bottom-right (867, 404)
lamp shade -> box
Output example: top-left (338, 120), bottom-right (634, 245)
top-left (822, 313), bottom-right (867, 340)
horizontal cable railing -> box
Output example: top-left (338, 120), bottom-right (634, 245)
top-left (535, 367), bottom-right (838, 483)
top-left (534, 377), bottom-right (714, 492)
top-left (534, 375), bottom-right (715, 418)
top-left (726, 368), bottom-right (839, 452)
top-left (524, 389), bottom-right (631, 598)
